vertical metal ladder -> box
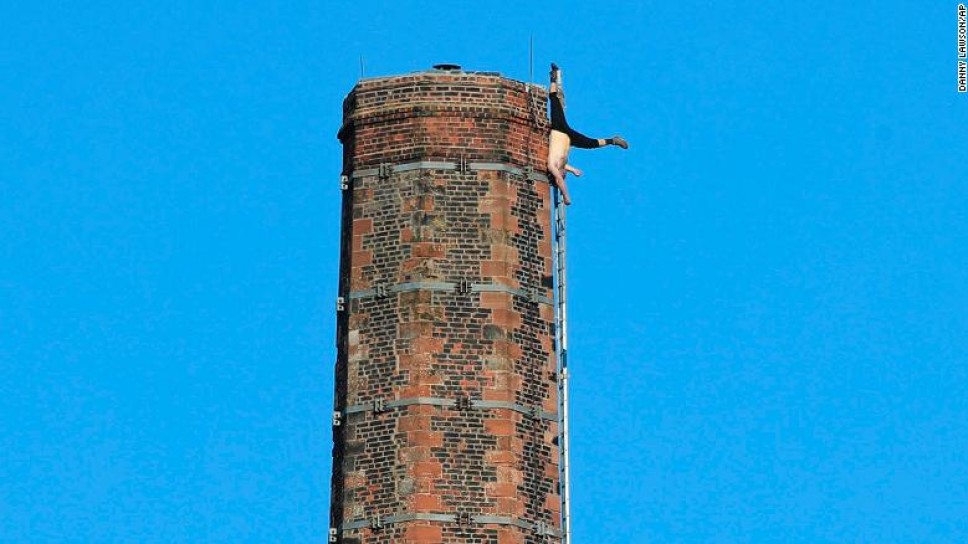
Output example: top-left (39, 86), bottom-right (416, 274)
top-left (552, 188), bottom-right (572, 544)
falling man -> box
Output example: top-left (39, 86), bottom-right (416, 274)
top-left (546, 63), bottom-right (628, 205)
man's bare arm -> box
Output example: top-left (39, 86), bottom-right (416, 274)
top-left (564, 164), bottom-right (583, 177)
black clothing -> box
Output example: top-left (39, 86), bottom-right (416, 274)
top-left (549, 92), bottom-right (601, 149)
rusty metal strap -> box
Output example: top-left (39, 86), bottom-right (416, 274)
top-left (474, 516), bottom-right (561, 537)
top-left (340, 397), bottom-right (556, 422)
top-left (341, 512), bottom-right (456, 531)
top-left (472, 283), bottom-right (552, 305)
top-left (347, 281), bottom-right (552, 306)
top-left (349, 160), bottom-right (549, 183)
top-left (347, 281), bottom-right (454, 300)
top-left (337, 513), bottom-right (561, 537)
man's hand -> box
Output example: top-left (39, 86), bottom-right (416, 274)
top-left (565, 164), bottom-right (583, 177)
top-left (549, 165), bottom-right (571, 205)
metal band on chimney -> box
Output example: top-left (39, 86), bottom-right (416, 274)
top-left (349, 160), bottom-right (550, 183)
top-left (346, 281), bottom-right (553, 306)
top-left (336, 513), bottom-right (562, 537)
top-left (339, 396), bottom-right (557, 422)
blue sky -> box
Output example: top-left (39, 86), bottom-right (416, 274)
top-left (2, 1), bottom-right (966, 542)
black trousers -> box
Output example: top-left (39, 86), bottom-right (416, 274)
top-left (549, 92), bottom-right (601, 149)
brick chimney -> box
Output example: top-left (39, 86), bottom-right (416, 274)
top-left (331, 67), bottom-right (561, 544)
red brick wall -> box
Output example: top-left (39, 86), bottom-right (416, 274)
top-left (332, 70), bottom-right (559, 544)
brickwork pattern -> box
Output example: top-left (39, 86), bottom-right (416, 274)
top-left (332, 71), bottom-right (558, 544)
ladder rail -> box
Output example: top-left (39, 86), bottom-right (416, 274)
top-left (552, 188), bottom-right (571, 544)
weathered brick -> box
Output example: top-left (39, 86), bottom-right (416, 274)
top-left (406, 525), bottom-right (443, 542)
top-left (413, 460), bottom-right (443, 478)
top-left (484, 419), bottom-right (514, 437)
top-left (410, 431), bottom-right (444, 448)
top-left (412, 493), bottom-right (443, 511)
top-left (486, 482), bottom-right (518, 498)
